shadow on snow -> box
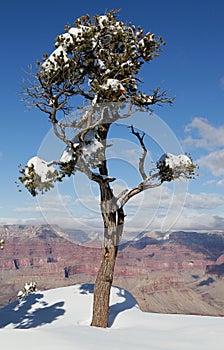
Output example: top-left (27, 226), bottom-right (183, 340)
top-left (0, 293), bottom-right (65, 329)
top-left (79, 283), bottom-right (138, 327)
top-left (0, 284), bottom-right (137, 329)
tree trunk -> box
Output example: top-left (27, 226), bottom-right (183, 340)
top-left (91, 180), bottom-right (124, 328)
top-left (91, 244), bottom-right (118, 328)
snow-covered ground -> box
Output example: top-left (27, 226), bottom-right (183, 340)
top-left (0, 284), bottom-right (223, 350)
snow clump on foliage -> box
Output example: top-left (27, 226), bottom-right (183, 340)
top-left (17, 281), bottom-right (37, 299)
top-left (0, 239), bottom-right (5, 250)
top-left (39, 11), bottom-right (166, 107)
top-left (157, 153), bottom-right (196, 182)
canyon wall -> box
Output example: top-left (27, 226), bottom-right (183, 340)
top-left (0, 225), bottom-right (224, 316)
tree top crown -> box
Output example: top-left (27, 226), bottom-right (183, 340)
top-left (36, 10), bottom-right (167, 108)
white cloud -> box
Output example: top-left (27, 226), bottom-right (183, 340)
top-left (14, 193), bottom-right (74, 214)
top-left (185, 192), bottom-right (224, 209)
top-left (5, 175), bottom-right (224, 233)
top-left (0, 217), bottom-right (46, 226)
top-left (198, 150), bottom-right (224, 177)
top-left (183, 118), bottom-right (224, 182)
top-left (217, 178), bottom-right (224, 186)
top-left (184, 117), bottom-right (224, 150)
top-left (3, 189), bottom-right (224, 234)
top-left (115, 185), bottom-right (224, 234)
top-left (2, 208), bottom-right (224, 234)
top-left (163, 211), bottom-right (224, 231)
top-left (126, 185), bottom-right (224, 212)
top-left (122, 208), bottom-right (224, 234)
top-left (14, 206), bottom-right (42, 213)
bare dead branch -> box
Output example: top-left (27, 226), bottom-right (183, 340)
top-left (116, 189), bottom-right (129, 201)
top-left (130, 125), bottom-right (147, 180)
top-left (76, 106), bottom-right (107, 141)
top-left (119, 171), bottom-right (161, 207)
top-left (151, 87), bottom-right (175, 106)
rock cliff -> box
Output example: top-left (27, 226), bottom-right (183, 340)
top-left (0, 225), bottom-right (224, 316)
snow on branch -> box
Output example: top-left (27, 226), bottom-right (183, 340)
top-left (0, 239), bottom-right (5, 250)
top-left (17, 281), bottom-right (37, 299)
top-left (157, 153), bottom-right (196, 182)
top-left (26, 10), bottom-right (172, 114)
top-left (18, 123), bottom-right (107, 196)
top-left (116, 140), bottom-right (196, 208)
top-left (19, 156), bottom-right (59, 196)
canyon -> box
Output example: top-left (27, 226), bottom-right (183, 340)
top-left (0, 225), bottom-right (224, 316)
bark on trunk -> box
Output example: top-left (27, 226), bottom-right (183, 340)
top-left (91, 122), bottom-right (125, 328)
top-left (91, 245), bottom-right (118, 328)
top-left (91, 181), bottom-right (124, 328)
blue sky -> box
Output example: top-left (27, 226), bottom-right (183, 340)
top-left (1, 0), bottom-right (224, 233)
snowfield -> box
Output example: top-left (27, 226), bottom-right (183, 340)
top-left (0, 284), bottom-right (223, 350)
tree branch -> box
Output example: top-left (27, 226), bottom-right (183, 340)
top-left (117, 125), bottom-right (162, 207)
top-left (130, 125), bottom-right (147, 180)
top-left (119, 172), bottom-right (161, 207)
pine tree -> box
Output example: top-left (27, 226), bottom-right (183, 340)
top-left (20, 10), bottom-right (195, 328)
